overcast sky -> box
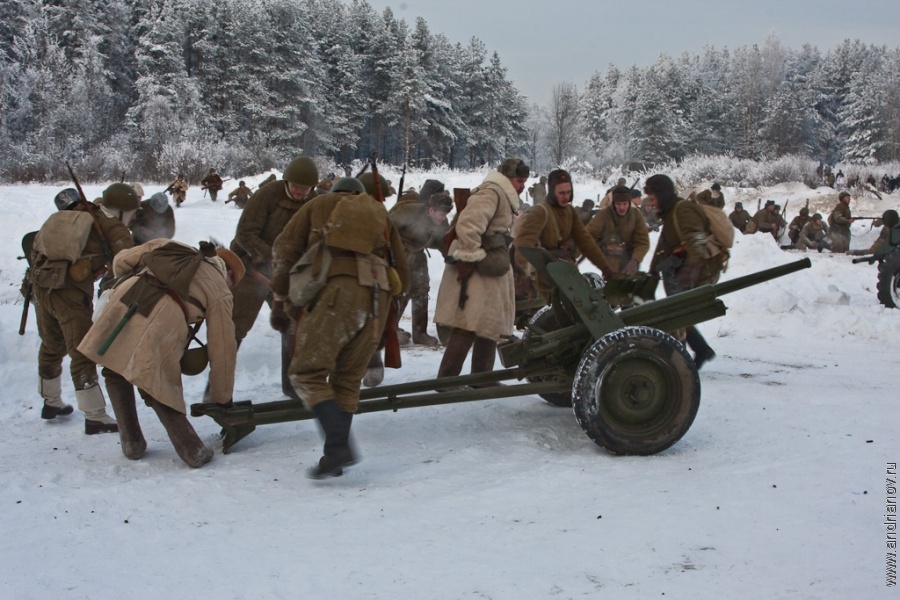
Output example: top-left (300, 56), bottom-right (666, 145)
top-left (362, 0), bottom-right (900, 105)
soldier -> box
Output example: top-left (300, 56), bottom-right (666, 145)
top-left (828, 191), bottom-right (855, 253)
top-left (79, 239), bottom-right (243, 468)
top-left (30, 185), bottom-right (136, 433)
top-left (418, 179), bottom-right (446, 206)
top-left (748, 200), bottom-right (779, 238)
top-left (131, 192), bottom-right (176, 245)
top-left (527, 175), bottom-right (547, 206)
top-left (130, 183), bottom-right (144, 203)
top-left (395, 186), bottom-right (420, 205)
top-left (796, 213), bottom-right (832, 252)
top-left (315, 176), bottom-right (334, 196)
top-left (388, 190), bottom-right (452, 346)
top-left (231, 156), bottom-right (318, 399)
top-left (167, 174), bottom-right (188, 207)
top-left (435, 158), bottom-right (528, 380)
top-left (271, 177), bottom-right (410, 478)
top-left (585, 185), bottom-right (650, 276)
top-left (513, 169), bottom-right (617, 301)
top-left (640, 194), bottom-right (662, 231)
top-left (645, 174), bottom-right (721, 369)
top-left (786, 207), bottom-right (811, 248)
top-left (695, 182), bottom-right (725, 209)
top-left (227, 181), bottom-right (253, 208)
top-left (729, 201), bottom-right (752, 233)
top-left (257, 173), bottom-right (278, 190)
top-left (201, 168), bottom-right (224, 202)
top-left (576, 199), bottom-right (596, 225)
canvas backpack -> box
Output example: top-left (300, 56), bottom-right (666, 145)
top-left (30, 211), bottom-right (96, 289)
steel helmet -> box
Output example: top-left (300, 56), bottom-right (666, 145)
top-left (54, 188), bottom-right (81, 211)
top-left (101, 183), bottom-right (140, 211)
top-left (357, 172), bottom-right (390, 198)
top-left (331, 177), bottom-right (365, 193)
top-left (283, 156), bottom-right (318, 187)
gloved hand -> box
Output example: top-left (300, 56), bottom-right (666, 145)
top-left (270, 299), bottom-right (291, 333)
top-left (455, 261), bottom-right (476, 281)
top-left (624, 260), bottom-right (639, 276)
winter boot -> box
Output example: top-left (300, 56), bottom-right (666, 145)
top-left (105, 377), bottom-right (146, 460)
top-left (437, 328), bottom-right (476, 379)
top-left (396, 328), bottom-right (412, 346)
top-left (470, 336), bottom-right (499, 387)
top-left (149, 399), bottom-right (213, 468)
top-left (411, 300), bottom-right (440, 346)
top-left (362, 351), bottom-right (384, 388)
top-left (307, 400), bottom-right (357, 479)
top-left (76, 384), bottom-right (118, 435)
top-left (40, 376), bottom-right (73, 420)
top-left (685, 326), bottom-right (716, 370)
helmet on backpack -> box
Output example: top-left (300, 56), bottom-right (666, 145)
top-left (331, 177), bottom-right (365, 193)
top-left (54, 188), bottom-right (81, 211)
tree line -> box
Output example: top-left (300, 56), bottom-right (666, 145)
top-left (1, 1), bottom-right (898, 183)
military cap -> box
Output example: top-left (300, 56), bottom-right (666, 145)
top-left (812, 212), bottom-right (824, 221)
top-left (735, 201), bottom-right (743, 208)
top-left (617, 177), bottom-right (627, 186)
top-left (800, 207), bottom-right (810, 216)
top-left (765, 200), bottom-right (776, 207)
top-left (711, 182), bottom-right (721, 191)
top-left (839, 191), bottom-right (851, 200)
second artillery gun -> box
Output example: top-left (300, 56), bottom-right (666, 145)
top-left (193, 250), bottom-right (811, 456)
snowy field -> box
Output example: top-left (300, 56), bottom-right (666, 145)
top-left (0, 170), bottom-right (897, 599)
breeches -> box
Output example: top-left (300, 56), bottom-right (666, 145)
top-left (289, 276), bottom-right (390, 412)
top-left (230, 268), bottom-right (273, 341)
top-left (34, 286), bottom-right (97, 387)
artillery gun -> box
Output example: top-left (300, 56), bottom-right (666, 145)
top-left (851, 209), bottom-right (900, 308)
top-left (192, 250), bottom-right (811, 456)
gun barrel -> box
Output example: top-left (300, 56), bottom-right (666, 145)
top-left (709, 258), bottom-right (811, 297)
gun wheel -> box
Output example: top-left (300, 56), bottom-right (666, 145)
top-left (876, 250), bottom-right (900, 308)
top-left (525, 306), bottom-right (575, 407)
top-left (572, 326), bottom-right (700, 455)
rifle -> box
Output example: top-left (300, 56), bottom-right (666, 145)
top-left (120, 171), bottom-right (125, 183)
top-left (371, 156), bottom-right (402, 369)
top-left (776, 200), bottom-right (789, 239)
top-left (66, 161), bottom-right (112, 261)
top-left (17, 232), bottom-right (36, 335)
top-left (397, 161), bottom-right (407, 204)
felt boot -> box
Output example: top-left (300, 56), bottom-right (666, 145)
top-left (307, 400), bottom-right (357, 479)
top-left (437, 328), bottom-right (476, 379)
top-left (76, 384), bottom-right (118, 435)
top-left (149, 399), bottom-right (213, 468)
top-left (105, 377), bottom-right (146, 460)
top-left (685, 326), bottom-right (716, 370)
top-left (40, 376), bottom-right (73, 420)
top-left (411, 300), bottom-right (439, 346)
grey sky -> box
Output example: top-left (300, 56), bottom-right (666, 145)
top-left (362, 0), bottom-right (900, 105)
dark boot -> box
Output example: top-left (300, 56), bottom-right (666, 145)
top-left (281, 331), bottom-right (300, 400)
top-left (685, 326), bottom-right (716, 370)
top-left (411, 300), bottom-right (439, 346)
top-left (307, 400), bottom-right (357, 479)
top-left (105, 377), bottom-right (146, 460)
top-left (470, 336), bottom-right (497, 374)
top-left (149, 399), bottom-right (213, 468)
top-left (437, 328), bottom-right (476, 378)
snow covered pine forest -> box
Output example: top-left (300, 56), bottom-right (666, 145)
top-left (2, 0), bottom-right (900, 185)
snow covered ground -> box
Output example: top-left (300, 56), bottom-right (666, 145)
top-left (0, 171), bottom-right (897, 599)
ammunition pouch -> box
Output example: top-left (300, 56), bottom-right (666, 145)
top-left (288, 241), bottom-right (332, 307)
top-left (31, 258), bottom-right (70, 290)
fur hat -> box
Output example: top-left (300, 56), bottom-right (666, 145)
top-left (839, 191), bottom-right (851, 200)
top-left (498, 157), bottom-right (530, 179)
top-left (131, 182), bottom-right (144, 197)
top-left (711, 182), bottom-right (721, 191)
top-left (148, 192), bottom-right (169, 214)
top-left (800, 206), bottom-right (810, 216)
top-left (643, 174), bottom-right (677, 215)
top-left (765, 200), bottom-right (776, 207)
top-left (428, 191), bottom-right (453, 213)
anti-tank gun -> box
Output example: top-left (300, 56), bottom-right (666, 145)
top-left (192, 250), bottom-right (811, 456)
top-left (851, 209), bottom-right (900, 308)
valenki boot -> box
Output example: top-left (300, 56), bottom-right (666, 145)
top-left (411, 300), bottom-right (439, 346)
top-left (76, 384), bottom-right (118, 435)
top-left (40, 376), bottom-right (73, 420)
top-left (470, 336), bottom-right (497, 374)
top-left (105, 378), bottom-right (146, 460)
top-left (362, 351), bottom-right (384, 387)
top-left (307, 400), bottom-right (357, 479)
top-left (149, 399), bottom-right (213, 468)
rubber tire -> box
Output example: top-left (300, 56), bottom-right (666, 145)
top-left (876, 250), bottom-right (900, 309)
top-left (525, 306), bottom-right (574, 407)
top-left (572, 326), bottom-right (700, 455)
